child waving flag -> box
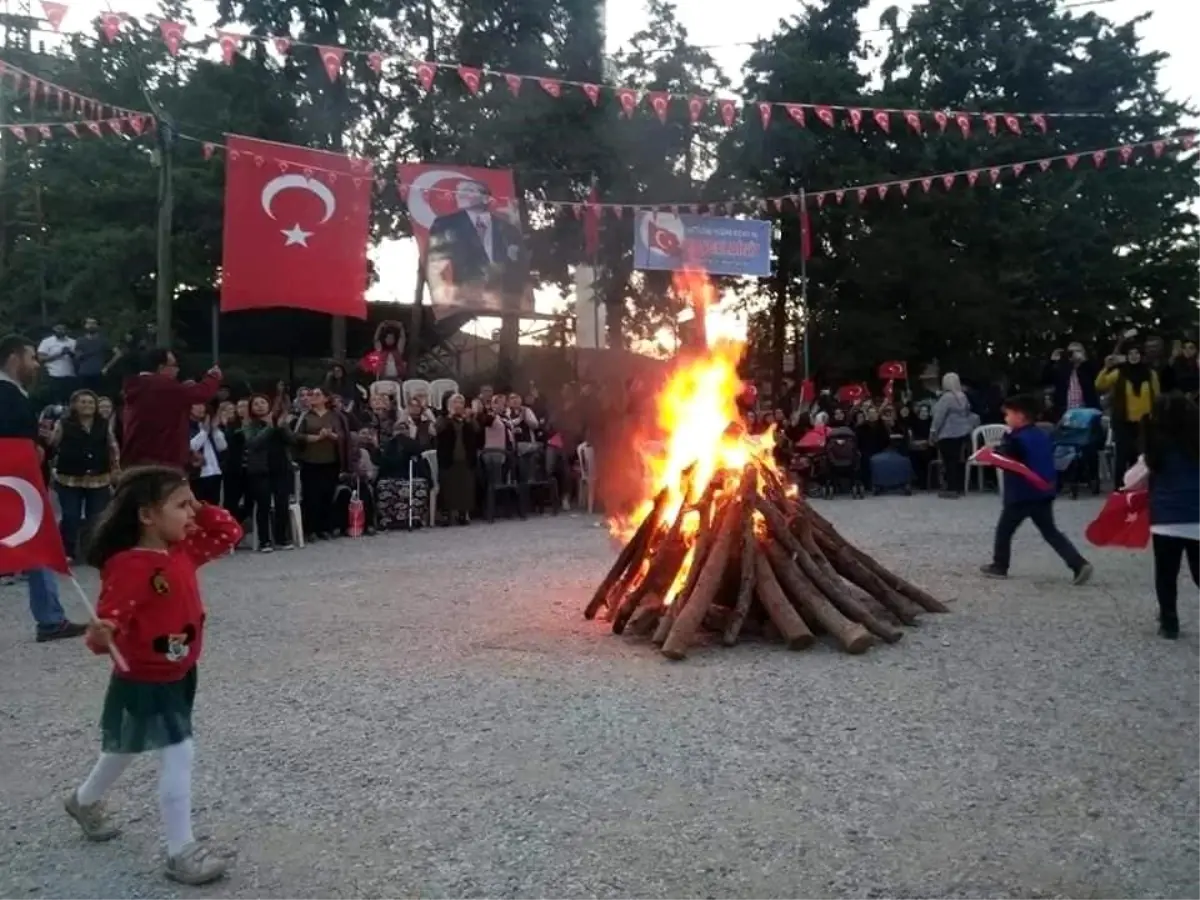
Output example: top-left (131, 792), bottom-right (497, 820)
top-left (980, 395), bottom-right (1094, 585)
top-left (65, 466), bottom-right (242, 885)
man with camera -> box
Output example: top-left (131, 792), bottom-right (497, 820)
top-left (1042, 341), bottom-right (1101, 418)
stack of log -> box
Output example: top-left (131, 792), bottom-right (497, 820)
top-left (584, 461), bottom-right (947, 660)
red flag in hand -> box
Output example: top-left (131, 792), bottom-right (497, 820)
top-left (1085, 490), bottom-right (1150, 549)
top-left (836, 383), bottom-right (867, 405)
top-left (969, 445), bottom-right (1053, 492)
top-left (877, 360), bottom-right (907, 380)
top-left (0, 439), bottom-right (69, 574)
top-left (220, 134), bottom-right (371, 319)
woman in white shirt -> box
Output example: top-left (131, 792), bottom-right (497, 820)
top-left (187, 403), bottom-right (228, 505)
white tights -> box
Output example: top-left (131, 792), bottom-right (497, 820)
top-left (76, 738), bottom-right (195, 856)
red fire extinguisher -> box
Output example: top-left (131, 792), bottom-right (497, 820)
top-left (347, 482), bottom-right (365, 538)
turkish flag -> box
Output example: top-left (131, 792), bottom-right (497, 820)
top-left (836, 383), bottom-right (868, 405)
top-left (969, 446), bottom-right (1053, 492)
top-left (1085, 490), bottom-right (1150, 549)
top-left (0, 439), bottom-right (70, 574)
top-left (647, 217), bottom-right (683, 257)
top-left (220, 135), bottom-right (371, 319)
top-left (877, 360), bottom-right (907, 380)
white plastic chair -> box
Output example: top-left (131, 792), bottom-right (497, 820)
top-left (289, 465), bottom-right (305, 547)
top-left (428, 378), bottom-right (459, 412)
top-left (1099, 416), bottom-right (1114, 487)
top-left (402, 378), bottom-right (431, 407)
top-left (577, 442), bottom-right (596, 514)
top-left (966, 424), bottom-right (1008, 492)
top-left (421, 448), bottom-right (439, 526)
top-left (370, 380), bottom-right (401, 401)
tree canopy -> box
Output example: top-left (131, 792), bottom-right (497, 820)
top-left (0, 0), bottom-right (1193, 389)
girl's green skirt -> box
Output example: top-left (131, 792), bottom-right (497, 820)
top-left (100, 667), bottom-right (197, 754)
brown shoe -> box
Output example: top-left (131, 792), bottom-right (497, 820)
top-left (64, 790), bottom-right (121, 841)
top-left (165, 842), bottom-right (229, 885)
top-left (36, 621), bottom-right (86, 643)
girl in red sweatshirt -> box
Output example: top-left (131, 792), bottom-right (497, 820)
top-left (64, 466), bottom-right (242, 885)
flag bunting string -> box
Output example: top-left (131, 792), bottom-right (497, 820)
top-left (0, 59), bottom-right (147, 120)
top-left (3, 112), bottom-right (154, 141)
top-left (183, 131), bottom-right (1196, 217)
top-left (38, 0), bottom-right (1118, 135)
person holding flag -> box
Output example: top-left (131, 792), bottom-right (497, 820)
top-left (0, 333), bottom-right (86, 642)
top-left (979, 394), bottom-right (1093, 585)
top-left (68, 466), bottom-right (243, 884)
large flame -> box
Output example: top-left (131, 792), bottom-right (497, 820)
top-left (608, 270), bottom-right (779, 604)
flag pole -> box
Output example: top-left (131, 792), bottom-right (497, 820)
top-left (799, 186), bottom-right (810, 384)
top-left (67, 573), bottom-right (129, 672)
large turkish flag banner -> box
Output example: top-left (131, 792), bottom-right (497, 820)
top-left (0, 438), bottom-right (70, 574)
top-left (220, 135), bottom-right (372, 319)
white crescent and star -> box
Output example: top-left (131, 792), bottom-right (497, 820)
top-left (0, 476), bottom-right (44, 548)
top-left (261, 174), bottom-right (337, 248)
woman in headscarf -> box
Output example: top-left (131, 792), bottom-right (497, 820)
top-left (930, 372), bottom-right (976, 497)
top-left (434, 393), bottom-right (481, 525)
top-left (1096, 343), bottom-right (1160, 479)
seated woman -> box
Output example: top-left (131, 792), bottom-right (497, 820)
top-left (853, 407), bottom-right (888, 489)
top-left (867, 406), bottom-right (915, 494)
top-left (375, 407), bottom-right (433, 530)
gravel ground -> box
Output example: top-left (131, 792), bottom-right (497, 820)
top-left (1, 494), bottom-right (1196, 899)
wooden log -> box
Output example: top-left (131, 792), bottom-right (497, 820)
top-left (613, 465), bottom-right (701, 631)
top-left (723, 471), bottom-right (761, 646)
top-left (757, 497), bottom-right (902, 644)
top-left (804, 505), bottom-right (949, 614)
top-left (811, 527), bottom-right (922, 624)
top-left (613, 512), bottom-right (689, 633)
top-left (858, 592), bottom-right (902, 628)
top-left (585, 486), bottom-right (670, 620)
top-left (651, 476), bottom-right (726, 645)
top-left (703, 605), bottom-right (735, 633)
top-left (627, 598), bottom-right (663, 636)
top-left (753, 552), bottom-right (815, 650)
top-left (662, 485), bottom-right (744, 660)
top-left (763, 539), bottom-right (874, 654)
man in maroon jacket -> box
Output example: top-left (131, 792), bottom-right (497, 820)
top-left (121, 349), bottom-right (222, 469)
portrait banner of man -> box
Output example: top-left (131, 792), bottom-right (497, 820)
top-left (396, 164), bottom-right (535, 315)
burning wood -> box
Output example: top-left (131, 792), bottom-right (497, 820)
top-left (583, 270), bottom-right (945, 660)
top-left (586, 459), bottom-right (946, 659)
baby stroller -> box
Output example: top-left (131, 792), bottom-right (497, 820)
top-left (1052, 407), bottom-right (1104, 498)
top-left (823, 427), bottom-right (863, 498)
top-left (789, 426), bottom-right (829, 498)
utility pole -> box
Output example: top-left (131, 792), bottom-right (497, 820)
top-left (153, 114), bottom-right (176, 348)
top-left (407, 0), bottom-right (436, 377)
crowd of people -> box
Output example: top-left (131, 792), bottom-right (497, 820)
top-left (0, 325), bottom-right (1195, 889)
top-left (22, 350), bottom-right (599, 555)
top-left (757, 334), bottom-right (1199, 499)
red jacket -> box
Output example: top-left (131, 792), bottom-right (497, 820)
top-left (87, 505), bottom-right (243, 681)
top-left (121, 371), bottom-right (221, 469)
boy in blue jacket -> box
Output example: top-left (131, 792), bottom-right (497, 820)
top-left (981, 395), bottom-right (1094, 584)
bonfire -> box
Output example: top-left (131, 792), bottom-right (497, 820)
top-left (584, 272), bottom-right (946, 660)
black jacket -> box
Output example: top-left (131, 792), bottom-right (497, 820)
top-left (241, 421), bottom-right (293, 476)
top-left (0, 378), bottom-right (38, 439)
top-left (1041, 359), bottom-right (1100, 413)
